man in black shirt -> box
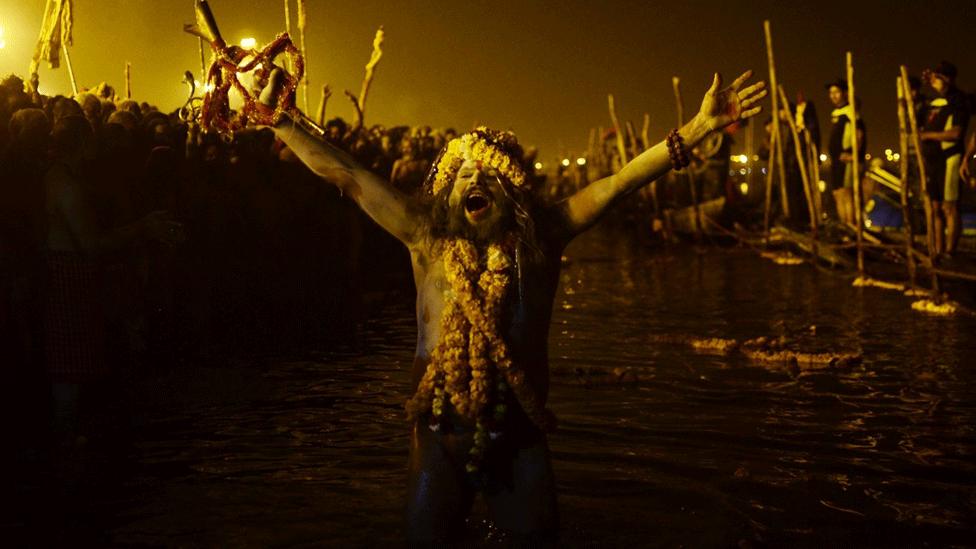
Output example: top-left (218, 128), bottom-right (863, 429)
top-left (826, 79), bottom-right (866, 225)
top-left (920, 61), bottom-right (970, 258)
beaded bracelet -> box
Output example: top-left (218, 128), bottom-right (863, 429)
top-left (666, 128), bottom-right (690, 170)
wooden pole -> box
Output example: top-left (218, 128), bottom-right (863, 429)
top-left (778, 86), bottom-right (818, 256)
top-left (61, 42), bottom-right (78, 96)
top-left (283, 0), bottom-right (292, 71)
top-left (297, 0), bottom-right (309, 113)
top-left (607, 94), bottom-right (629, 166)
top-left (641, 113), bottom-right (651, 151)
top-left (900, 65), bottom-right (939, 293)
top-left (895, 76), bottom-right (917, 287)
top-left (672, 76), bottom-right (702, 239)
top-left (762, 21), bottom-right (779, 242)
top-left (625, 121), bottom-right (639, 159)
top-left (125, 62), bottom-right (132, 99)
top-left (763, 21), bottom-right (789, 223)
top-left (847, 52), bottom-right (864, 275)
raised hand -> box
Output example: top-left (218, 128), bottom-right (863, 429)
top-left (698, 70), bottom-right (767, 132)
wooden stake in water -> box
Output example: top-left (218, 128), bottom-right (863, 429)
top-left (900, 65), bottom-right (939, 293)
top-left (778, 85), bottom-right (818, 257)
top-left (895, 76), bottom-right (917, 287)
top-left (846, 52), bottom-right (864, 275)
top-left (762, 20), bottom-right (780, 242)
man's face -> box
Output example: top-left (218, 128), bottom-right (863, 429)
top-left (828, 86), bottom-right (847, 108)
top-left (446, 157), bottom-right (513, 242)
top-left (929, 74), bottom-right (949, 95)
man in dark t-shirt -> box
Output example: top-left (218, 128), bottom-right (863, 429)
top-left (920, 61), bottom-right (970, 258)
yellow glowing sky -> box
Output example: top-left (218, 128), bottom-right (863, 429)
top-left (1, 0), bottom-right (974, 159)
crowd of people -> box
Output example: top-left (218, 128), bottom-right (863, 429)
top-left (2, 72), bottom-right (542, 450)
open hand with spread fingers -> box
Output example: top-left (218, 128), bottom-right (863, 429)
top-left (697, 70), bottom-right (768, 132)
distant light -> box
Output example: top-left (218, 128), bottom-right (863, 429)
top-left (561, 158), bottom-right (570, 167)
top-left (534, 162), bottom-right (543, 171)
top-left (740, 154), bottom-right (749, 163)
top-left (884, 148), bottom-right (893, 156)
top-left (739, 182), bottom-right (749, 195)
top-left (761, 168), bottom-right (767, 175)
top-left (818, 180), bottom-right (827, 193)
top-left (865, 153), bottom-right (872, 160)
top-left (864, 218), bottom-right (873, 228)
top-left (240, 37), bottom-right (257, 49)
top-left (892, 153), bottom-right (901, 161)
top-left (752, 155), bottom-right (759, 161)
top-left (204, 82), bottom-right (215, 93)
top-left (739, 168), bottom-right (747, 175)
top-left (576, 157), bottom-right (586, 166)
top-left (819, 153), bottom-right (828, 162)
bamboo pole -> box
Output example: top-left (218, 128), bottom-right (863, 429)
top-left (778, 86), bottom-right (818, 257)
top-left (896, 76), bottom-right (917, 287)
top-left (765, 22), bottom-right (790, 220)
top-left (124, 62), bottom-right (132, 99)
top-left (607, 94), bottom-right (629, 166)
top-left (61, 42), bottom-right (78, 96)
top-left (283, 0), bottom-right (292, 71)
top-left (641, 113), bottom-right (650, 151)
top-left (672, 76), bottom-right (702, 239)
top-left (762, 20), bottom-right (781, 242)
top-left (900, 65), bottom-right (939, 293)
top-left (297, 0), bottom-right (309, 113)
top-left (625, 121), bottom-right (639, 159)
top-left (847, 52), bottom-right (864, 275)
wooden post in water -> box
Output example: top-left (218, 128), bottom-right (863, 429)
top-left (673, 76), bottom-right (702, 239)
top-left (762, 20), bottom-right (781, 242)
top-left (764, 21), bottom-right (789, 223)
top-left (846, 52), bottom-right (864, 275)
top-left (895, 76), bottom-right (917, 288)
top-left (778, 85), bottom-right (818, 258)
top-left (900, 65), bottom-right (939, 293)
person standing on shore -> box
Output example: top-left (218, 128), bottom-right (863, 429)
top-left (826, 78), bottom-right (866, 225)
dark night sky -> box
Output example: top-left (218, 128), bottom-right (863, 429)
top-left (2, 0), bottom-right (974, 161)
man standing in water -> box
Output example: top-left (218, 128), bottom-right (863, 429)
top-left (260, 67), bottom-right (766, 545)
top-left (920, 61), bottom-right (970, 260)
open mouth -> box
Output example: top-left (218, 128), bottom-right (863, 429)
top-left (464, 189), bottom-right (492, 218)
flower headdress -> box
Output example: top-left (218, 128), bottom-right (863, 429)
top-left (426, 127), bottom-right (528, 195)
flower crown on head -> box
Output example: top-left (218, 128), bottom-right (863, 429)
top-left (427, 127), bottom-right (528, 195)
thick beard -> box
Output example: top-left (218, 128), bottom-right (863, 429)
top-left (430, 187), bottom-right (515, 245)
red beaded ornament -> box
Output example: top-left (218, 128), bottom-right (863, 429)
top-left (199, 33), bottom-right (304, 134)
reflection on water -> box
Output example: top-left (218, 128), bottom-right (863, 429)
top-left (61, 230), bottom-right (976, 546)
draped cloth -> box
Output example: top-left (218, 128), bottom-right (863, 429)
top-left (29, 0), bottom-right (73, 75)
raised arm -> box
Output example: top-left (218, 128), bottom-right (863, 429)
top-left (555, 71), bottom-right (766, 240)
top-left (262, 70), bottom-right (424, 246)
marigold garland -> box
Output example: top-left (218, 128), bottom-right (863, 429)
top-left (429, 128), bottom-right (527, 195)
top-left (405, 237), bottom-right (555, 477)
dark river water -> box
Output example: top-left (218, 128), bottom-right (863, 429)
top-left (29, 230), bottom-right (976, 547)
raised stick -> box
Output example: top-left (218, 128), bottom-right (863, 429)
top-left (297, 0), bottom-right (309, 113)
top-left (607, 94), bottom-right (628, 165)
top-left (763, 20), bottom-right (789, 226)
top-left (778, 85), bottom-right (818, 257)
top-left (846, 52), bottom-right (864, 275)
top-left (357, 27), bottom-right (385, 116)
top-left (125, 61), bottom-right (132, 99)
top-left (900, 65), bottom-right (938, 293)
top-left (895, 76), bottom-right (917, 287)
top-left (61, 42), bottom-right (78, 96)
